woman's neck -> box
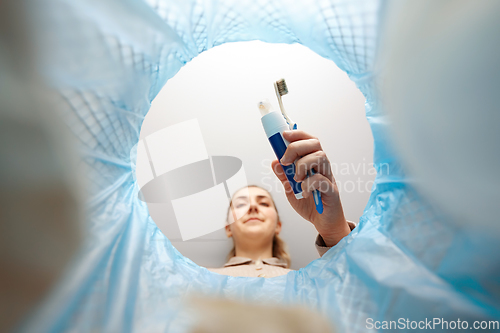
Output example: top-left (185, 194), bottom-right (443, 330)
top-left (234, 242), bottom-right (273, 260)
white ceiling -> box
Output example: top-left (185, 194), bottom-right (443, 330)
top-left (140, 41), bottom-right (375, 269)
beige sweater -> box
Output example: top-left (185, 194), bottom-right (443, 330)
top-left (208, 222), bottom-right (356, 278)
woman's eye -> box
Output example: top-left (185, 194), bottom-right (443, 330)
top-left (260, 202), bottom-right (269, 207)
top-left (235, 203), bottom-right (246, 208)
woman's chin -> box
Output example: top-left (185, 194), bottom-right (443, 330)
top-left (241, 227), bottom-right (271, 239)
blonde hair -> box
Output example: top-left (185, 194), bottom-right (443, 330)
top-left (226, 185), bottom-right (291, 268)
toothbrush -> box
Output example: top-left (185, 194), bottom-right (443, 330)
top-left (274, 79), bottom-right (323, 214)
top-left (274, 80), bottom-right (297, 130)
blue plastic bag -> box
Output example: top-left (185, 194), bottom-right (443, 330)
top-left (19, 0), bottom-right (500, 332)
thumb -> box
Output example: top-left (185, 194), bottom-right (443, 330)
top-left (271, 159), bottom-right (287, 182)
top-left (271, 159), bottom-right (297, 201)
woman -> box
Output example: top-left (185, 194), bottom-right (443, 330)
top-left (209, 130), bottom-right (356, 278)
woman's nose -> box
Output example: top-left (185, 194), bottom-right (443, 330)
top-left (247, 200), bottom-right (259, 212)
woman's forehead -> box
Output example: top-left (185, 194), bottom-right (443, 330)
top-left (233, 187), bottom-right (271, 200)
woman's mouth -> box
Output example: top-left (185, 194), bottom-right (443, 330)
top-left (245, 218), bottom-right (262, 223)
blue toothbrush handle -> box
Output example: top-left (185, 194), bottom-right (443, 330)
top-left (309, 169), bottom-right (324, 214)
top-left (292, 124), bottom-right (323, 214)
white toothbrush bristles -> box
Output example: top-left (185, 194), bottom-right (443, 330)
top-left (274, 79), bottom-right (295, 130)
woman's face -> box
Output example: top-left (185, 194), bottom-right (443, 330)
top-left (226, 187), bottom-right (281, 242)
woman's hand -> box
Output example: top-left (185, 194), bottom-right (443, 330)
top-left (271, 130), bottom-right (351, 247)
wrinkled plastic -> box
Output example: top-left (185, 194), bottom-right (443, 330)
top-left (21, 0), bottom-right (500, 332)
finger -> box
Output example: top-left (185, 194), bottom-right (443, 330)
top-left (280, 139), bottom-right (322, 166)
top-left (294, 151), bottom-right (332, 183)
top-left (282, 130), bottom-right (317, 143)
top-left (300, 173), bottom-right (336, 198)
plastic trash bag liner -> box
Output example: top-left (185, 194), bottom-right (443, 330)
top-left (20, 0), bottom-right (500, 332)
